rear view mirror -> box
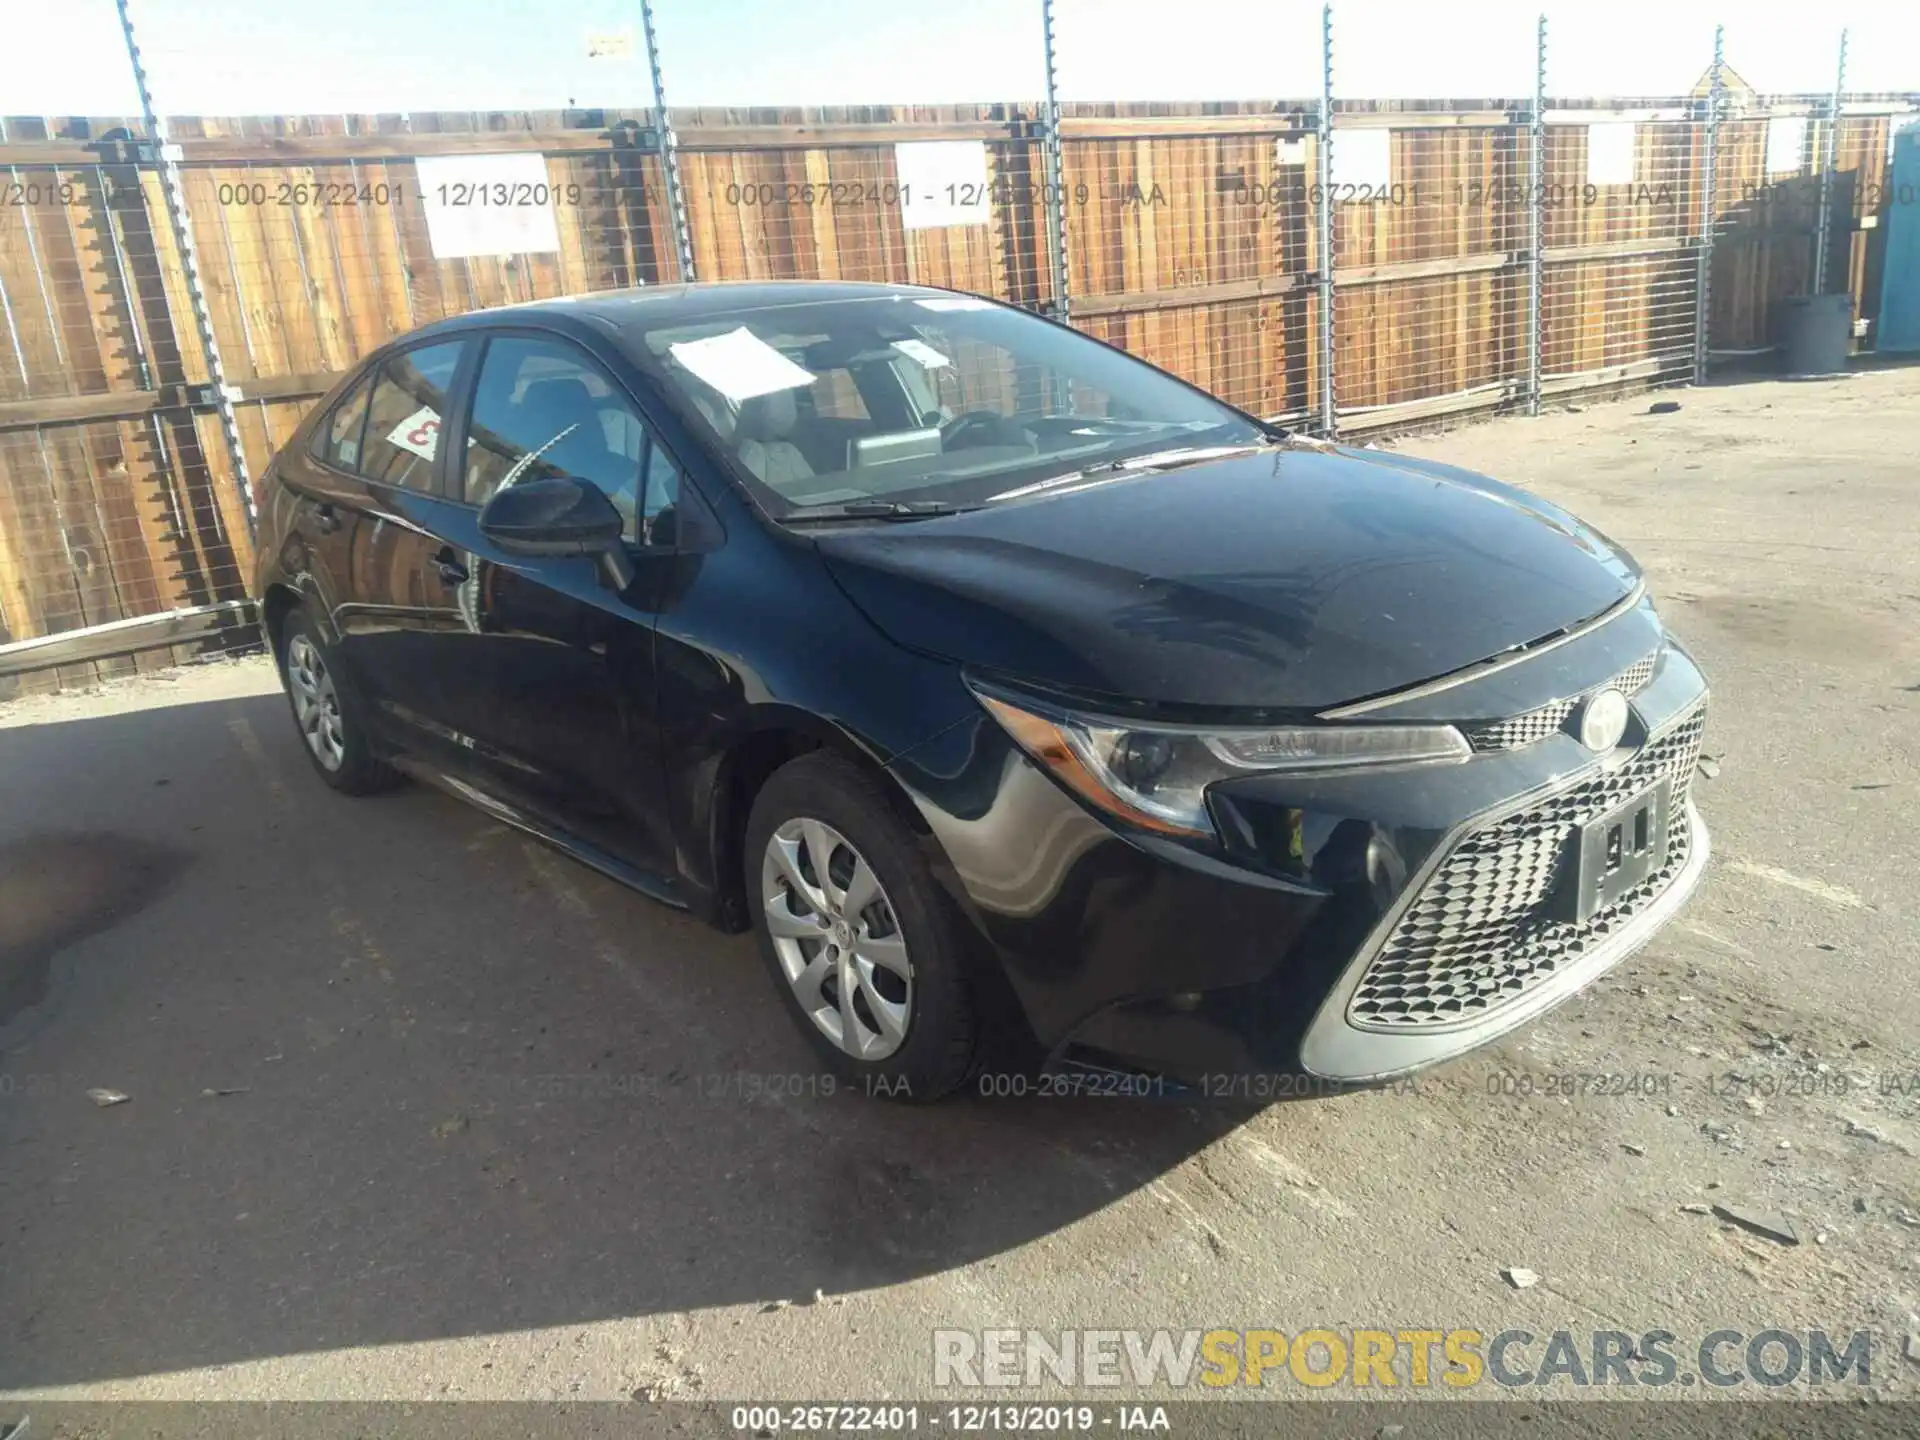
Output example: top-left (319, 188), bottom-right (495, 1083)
top-left (479, 475), bottom-right (635, 589)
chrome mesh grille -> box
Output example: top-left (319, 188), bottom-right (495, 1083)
top-left (1466, 648), bottom-right (1661, 752)
top-left (1349, 701), bottom-right (1707, 1031)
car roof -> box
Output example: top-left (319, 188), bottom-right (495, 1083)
top-left (402, 280), bottom-right (989, 347)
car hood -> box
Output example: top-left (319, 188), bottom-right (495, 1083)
top-left (814, 444), bottom-right (1641, 713)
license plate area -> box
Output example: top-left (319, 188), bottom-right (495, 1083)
top-left (1558, 778), bottom-right (1672, 924)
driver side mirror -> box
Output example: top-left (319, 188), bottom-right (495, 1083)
top-left (478, 475), bottom-right (636, 590)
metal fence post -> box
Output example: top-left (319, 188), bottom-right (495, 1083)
top-left (113, 0), bottom-right (254, 529)
top-left (1693, 24), bottom-right (1724, 386)
top-left (1039, 0), bottom-right (1072, 322)
top-left (1528, 14), bottom-right (1546, 415)
top-left (1316, 3), bottom-right (1337, 435)
top-left (1812, 28), bottom-right (1849, 296)
top-left (640, 0), bottom-right (696, 283)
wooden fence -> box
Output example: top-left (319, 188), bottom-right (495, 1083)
top-left (0, 93), bottom-right (1912, 690)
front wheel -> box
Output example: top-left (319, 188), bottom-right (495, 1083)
top-left (744, 752), bottom-right (980, 1102)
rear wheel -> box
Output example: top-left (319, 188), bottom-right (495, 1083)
top-left (745, 752), bottom-right (979, 1101)
top-left (279, 610), bottom-right (400, 795)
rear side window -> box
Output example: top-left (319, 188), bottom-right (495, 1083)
top-left (358, 341), bottom-right (468, 491)
top-left (311, 375), bottom-right (372, 471)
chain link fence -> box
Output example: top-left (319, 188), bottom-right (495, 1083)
top-left (1, 1), bottom-right (1914, 689)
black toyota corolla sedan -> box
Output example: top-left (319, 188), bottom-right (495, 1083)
top-left (253, 280), bottom-right (1709, 1099)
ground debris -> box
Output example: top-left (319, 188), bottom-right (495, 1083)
top-left (200, 1086), bottom-right (250, 1098)
top-left (85, 1088), bottom-right (129, 1108)
top-left (1502, 1267), bottom-right (1540, 1289)
top-left (1698, 755), bottom-right (1722, 779)
top-left (1711, 1203), bottom-right (1799, 1246)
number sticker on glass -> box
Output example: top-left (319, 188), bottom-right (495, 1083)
top-left (386, 406), bottom-right (441, 461)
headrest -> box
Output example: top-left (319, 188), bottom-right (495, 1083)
top-left (737, 388), bottom-right (799, 442)
top-left (519, 376), bottom-right (600, 426)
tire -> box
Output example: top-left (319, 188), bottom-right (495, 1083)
top-left (744, 751), bottom-right (980, 1102)
top-left (278, 608), bottom-right (402, 796)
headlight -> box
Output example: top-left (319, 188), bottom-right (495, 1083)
top-left (971, 683), bottom-right (1470, 838)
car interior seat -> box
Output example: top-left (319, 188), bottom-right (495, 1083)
top-left (735, 390), bottom-right (817, 489)
top-left (517, 376), bottom-right (627, 491)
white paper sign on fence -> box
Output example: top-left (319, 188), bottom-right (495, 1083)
top-left (415, 154), bottom-right (563, 260)
top-left (1766, 116), bottom-right (1809, 176)
top-left (1586, 123), bottom-right (1638, 186)
top-left (895, 141), bottom-right (992, 229)
top-left (1330, 129), bottom-right (1392, 194)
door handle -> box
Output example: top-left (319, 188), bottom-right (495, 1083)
top-left (433, 548), bottom-right (469, 587)
top-left (312, 502), bottom-right (340, 534)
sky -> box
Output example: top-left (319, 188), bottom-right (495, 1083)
top-left (0, 0), bottom-right (1912, 121)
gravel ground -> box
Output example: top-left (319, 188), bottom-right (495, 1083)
top-left (2, 367), bottom-right (1918, 1410)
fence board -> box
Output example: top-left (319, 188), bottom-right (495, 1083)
top-left (0, 94), bottom-right (1911, 684)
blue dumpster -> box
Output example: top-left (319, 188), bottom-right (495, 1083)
top-left (1879, 122), bottom-right (1920, 353)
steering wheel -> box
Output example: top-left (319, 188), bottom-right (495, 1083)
top-left (939, 410), bottom-right (1020, 450)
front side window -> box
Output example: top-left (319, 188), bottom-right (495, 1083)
top-left (464, 335), bottom-right (646, 525)
top-left (359, 341), bottom-right (468, 491)
top-left (633, 296), bottom-right (1263, 519)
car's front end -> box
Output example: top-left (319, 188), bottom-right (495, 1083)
top-left (883, 587), bottom-right (1707, 1089)
top-left (829, 445), bottom-right (1711, 1089)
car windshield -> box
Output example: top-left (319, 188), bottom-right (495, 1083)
top-left (631, 294), bottom-right (1266, 519)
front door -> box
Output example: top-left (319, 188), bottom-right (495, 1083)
top-left (422, 331), bottom-right (678, 878)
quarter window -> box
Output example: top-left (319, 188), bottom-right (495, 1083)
top-left (311, 375), bottom-right (372, 472)
top-left (359, 341), bottom-right (468, 491)
top-left (465, 336), bottom-right (646, 524)
top-left (639, 440), bottom-right (684, 547)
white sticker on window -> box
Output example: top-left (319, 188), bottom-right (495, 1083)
top-left (1586, 123), bottom-right (1637, 186)
top-left (385, 406), bottom-right (442, 461)
top-left (913, 296), bottom-right (993, 312)
top-left (891, 338), bottom-right (952, 369)
top-left (668, 327), bottom-right (816, 403)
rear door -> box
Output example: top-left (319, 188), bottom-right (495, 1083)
top-left (324, 337), bottom-right (477, 766)
top-left (281, 372), bottom-right (375, 644)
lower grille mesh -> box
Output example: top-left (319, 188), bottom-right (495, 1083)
top-left (1349, 702), bottom-right (1708, 1030)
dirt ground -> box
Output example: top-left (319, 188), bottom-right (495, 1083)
top-left (2, 367), bottom-right (1918, 1408)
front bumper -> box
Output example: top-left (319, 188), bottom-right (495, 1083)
top-left (892, 621), bottom-right (1713, 1089)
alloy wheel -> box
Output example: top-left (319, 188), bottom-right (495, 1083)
top-left (760, 817), bottom-right (913, 1060)
top-left (286, 633), bottom-right (347, 772)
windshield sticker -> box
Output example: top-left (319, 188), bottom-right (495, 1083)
top-left (891, 338), bottom-right (952, 369)
top-left (385, 406), bottom-right (443, 461)
top-left (914, 296), bottom-right (993, 312)
top-left (668, 327), bottom-right (817, 403)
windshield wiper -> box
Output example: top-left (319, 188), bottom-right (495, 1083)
top-left (988, 443), bottom-right (1268, 503)
top-left (782, 499), bottom-right (968, 524)
top-left (1081, 443), bottom-right (1265, 475)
